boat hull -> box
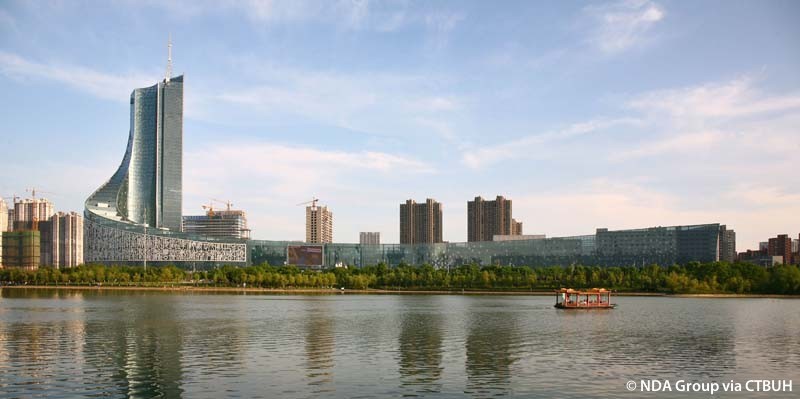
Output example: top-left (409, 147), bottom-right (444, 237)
top-left (554, 303), bottom-right (617, 309)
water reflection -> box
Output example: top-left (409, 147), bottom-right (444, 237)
top-left (465, 299), bottom-right (520, 398)
top-left (397, 297), bottom-right (444, 395)
top-left (84, 294), bottom-right (185, 398)
top-left (303, 299), bottom-right (335, 393)
top-left (2, 291), bottom-right (800, 399)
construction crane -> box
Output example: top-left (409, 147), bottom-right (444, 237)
top-left (26, 188), bottom-right (57, 199)
top-left (201, 199), bottom-right (234, 217)
top-left (296, 197), bottom-right (319, 209)
top-left (212, 199), bottom-right (233, 211)
top-left (24, 188), bottom-right (57, 231)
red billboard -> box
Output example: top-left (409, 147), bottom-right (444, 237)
top-left (287, 245), bottom-right (324, 267)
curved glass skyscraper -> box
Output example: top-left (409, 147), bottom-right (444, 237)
top-left (87, 76), bottom-right (183, 230)
top-left (84, 74), bottom-right (247, 267)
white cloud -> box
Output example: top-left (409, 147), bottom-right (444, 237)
top-left (186, 140), bottom-right (432, 195)
top-left (615, 76), bottom-right (800, 160)
top-left (584, 0), bottom-right (665, 54)
top-left (122, 0), bottom-right (417, 32)
top-left (611, 130), bottom-right (723, 161)
top-left (461, 118), bottom-right (640, 169)
top-left (629, 77), bottom-right (800, 119)
top-left (0, 50), bottom-right (156, 101)
top-left (207, 61), bottom-right (464, 139)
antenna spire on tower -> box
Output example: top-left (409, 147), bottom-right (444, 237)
top-left (165, 34), bottom-right (173, 82)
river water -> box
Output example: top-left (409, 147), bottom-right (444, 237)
top-left (0, 289), bottom-right (798, 398)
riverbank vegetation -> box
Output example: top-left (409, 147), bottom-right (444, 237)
top-left (2, 261), bottom-right (799, 294)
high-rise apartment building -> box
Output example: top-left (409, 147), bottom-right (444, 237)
top-left (718, 225), bottom-right (736, 263)
top-left (467, 195), bottom-right (522, 242)
top-left (11, 198), bottom-right (55, 265)
top-left (768, 234), bottom-right (792, 265)
top-left (360, 232), bottom-right (380, 245)
top-left (51, 212), bottom-right (84, 268)
top-left (0, 199), bottom-right (7, 233)
top-left (512, 219), bottom-right (523, 235)
top-left (6, 209), bottom-right (12, 232)
top-left (399, 199), bottom-right (443, 244)
top-left (183, 209), bottom-right (250, 240)
top-left (13, 198), bottom-right (55, 231)
top-left (306, 205), bottom-right (333, 243)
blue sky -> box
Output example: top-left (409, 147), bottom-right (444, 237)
top-left (1, 0), bottom-right (798, 249)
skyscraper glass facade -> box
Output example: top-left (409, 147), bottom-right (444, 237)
top-left (249, 223), bottom-right (732, 269)
top-left (85, 75), bottom-right (246, 267)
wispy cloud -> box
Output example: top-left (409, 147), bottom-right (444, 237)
top-left (186, 140), bottom-right (433, 196)
top-left (206, 60), bottom-right (465, 139)
top-left (0, 50), bottom-right (155, 101)
top-left (611, 130), bottom-right (723, 161)
top-left (122, 0), bottom-right (436, 33)
top-left (461, 118), bottom-right (640, 169)
top-left (616, 76), bottom-right (800, 160)
top-left (628, 77), bottom-right (800, 119)
top-left (584, 0), bottom-right (665, 54)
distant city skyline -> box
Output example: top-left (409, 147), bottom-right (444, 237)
top-left (0, 1), bottom-right (798, 248)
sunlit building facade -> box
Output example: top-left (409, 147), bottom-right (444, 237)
top-left (468, 195), bottom-right (522, 242)
top-left (400, 199), bottom-right (443, 244)
top-left (51, 212), bottom-right (84, 268)
top-left (306, 205), bottom-right (333, 244)
top-left (84, 72), bottom-right (246, 267)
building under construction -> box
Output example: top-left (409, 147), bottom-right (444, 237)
top-left (182, 201), bottom-right (250, 240)
top-left (1, 230), bottom-right (41, 270)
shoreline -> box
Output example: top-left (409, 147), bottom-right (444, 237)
top-left (2, 285), bottom-right (800, 298)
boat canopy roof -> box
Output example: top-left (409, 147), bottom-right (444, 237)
top-left (555, 288), bottom-right (611, 294)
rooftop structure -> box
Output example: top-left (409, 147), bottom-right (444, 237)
top-left (493, 234), bottom-right (545, 241)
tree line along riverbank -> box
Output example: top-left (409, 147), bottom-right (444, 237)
top-left (2, 262), bottom-right (799, 295)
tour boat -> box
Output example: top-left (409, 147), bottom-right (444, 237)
top-left (554, 288), bottom-right (616, 309)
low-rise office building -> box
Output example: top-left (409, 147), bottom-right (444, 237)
top-left (250, 223), bottom-right (737, 269)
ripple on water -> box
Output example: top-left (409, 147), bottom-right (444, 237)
top-left (1, 292), bottom-right (799, 398)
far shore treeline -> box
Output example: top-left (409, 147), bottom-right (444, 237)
top-left (2, 262), bottom-right (800, 295)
